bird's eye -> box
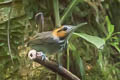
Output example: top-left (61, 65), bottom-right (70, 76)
top-left (57, 26), bottom-right (68, 32)
top-left (62, 27), bottom-right (68, 31)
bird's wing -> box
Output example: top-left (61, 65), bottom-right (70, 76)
top-left (28, 31), bottom-right (56, 45)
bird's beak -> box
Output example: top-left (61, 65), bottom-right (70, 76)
top-left (68, 26), bottom-right (80, 33)
top-left (71, 26), bottom-right (79, 32)
top-left (71, 22), bottom-right (87, 33)
top-left (66, 23), bottom-right (87, 40)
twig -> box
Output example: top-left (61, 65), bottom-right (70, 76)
top-left (7, 6), bottom-right (14, 64)
top-left (35, 12), bottom-right (44, 32)
top-left (28, 50), bottom-right (81, 80)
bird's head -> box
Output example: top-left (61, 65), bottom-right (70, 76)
top-left (52, 25), bottom-right (76, 40)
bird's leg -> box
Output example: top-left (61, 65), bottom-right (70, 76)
top-left (37, 52), bottom-right (48, 60)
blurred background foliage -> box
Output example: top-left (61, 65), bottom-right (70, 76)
top-left (0, 0), bottom-right (120, 80)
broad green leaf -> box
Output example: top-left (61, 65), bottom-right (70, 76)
top-left (74, 33), bottom-right (105, 49)
top-left (105, 16), bottom-right (114, 40)
top-left (106, 16), bottom-right (114, 34)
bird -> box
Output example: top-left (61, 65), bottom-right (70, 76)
top-left (28, 25), bottom-right (80, 61)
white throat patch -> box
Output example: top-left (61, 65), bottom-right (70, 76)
top-left (53, 35), bottom-right (65, 43)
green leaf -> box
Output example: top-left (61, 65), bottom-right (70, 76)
top-left (72, 52), bottom-right (85, 80)
top-left (105, 16), bottom-right (114, 40)
top-left (0, 43), bottom-right (5, 46)
top-left (60, 0), bottom-right (83, 24)
top-left (106, 16), bottom-right (114, 34)
top-left (0, 0), bottom-right (4, 2)
top-left (79, 57), bottom-right (85, 80)
top-left (53, 0), bottom-right (61, 27)
top-left (73, 33), bottom-right (105, 49)
top-left (69, 42), bottom-right (76, 51)
top-left (110, 43), bottom-right (120, 53)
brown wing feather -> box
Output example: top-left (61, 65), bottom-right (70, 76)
top-left (29, 31), bottom-right (56, 45)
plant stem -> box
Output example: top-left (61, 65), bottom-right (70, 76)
top-left (53, 0), bottom-right (61, 27)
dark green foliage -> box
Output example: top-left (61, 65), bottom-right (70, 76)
top-left (0, 0), bottom-right (120, 80)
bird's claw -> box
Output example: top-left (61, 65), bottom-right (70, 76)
top-left (58, 64), bottom-right (62, 68)
top-left (37, 52), bottom-right (48, 60)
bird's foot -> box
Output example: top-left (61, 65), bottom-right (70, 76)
top-left (37, 52), bottom-right (48, 60)
top-left (58, 64), bottom-right (62, 69)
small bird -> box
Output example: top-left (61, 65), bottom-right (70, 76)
top-left (28, 25), bottom-right (80, 60)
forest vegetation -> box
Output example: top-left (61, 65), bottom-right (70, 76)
top-left (0, 0), bottom-right (120, 80)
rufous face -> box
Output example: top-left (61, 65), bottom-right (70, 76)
top-left (52, 26), bottom-right (72, 38)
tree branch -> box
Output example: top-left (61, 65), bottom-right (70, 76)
top-left (28, 50), bottom-right (81, 80)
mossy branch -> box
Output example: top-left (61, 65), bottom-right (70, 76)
top-left (28, 50), bottom-right (81, 80)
